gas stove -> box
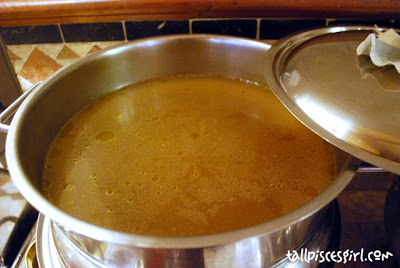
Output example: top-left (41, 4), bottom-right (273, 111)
top-left (0, 168), bottom-right (37, 268)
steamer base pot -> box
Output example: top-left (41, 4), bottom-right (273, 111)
top-left (1, 35), bottom-right (358, 267)
top-left (35, 201), bottom-right (341, 268)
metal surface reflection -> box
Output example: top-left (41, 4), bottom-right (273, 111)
top-left (296, 96), bottom-right (352, 139)
top-left (265, 26), bottom-right (400, 175)
top-left (35, 202), bottom-right (340, 267)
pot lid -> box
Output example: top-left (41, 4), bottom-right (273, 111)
top-left (265, 26), bottom-right (400, 175)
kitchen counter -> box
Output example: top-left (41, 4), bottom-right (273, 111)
top-left (1, 0), bottom-right (400, 26)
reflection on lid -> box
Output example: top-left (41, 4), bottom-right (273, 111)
top-left (265, 26), bottom-right (400, 174)
top-left (357, 55), bottom-right (400, 91)
top-left (296, 96), bottom-right (352, 139)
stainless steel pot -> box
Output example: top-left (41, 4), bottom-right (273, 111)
top-left (0, 35), bottom-right (358, 267)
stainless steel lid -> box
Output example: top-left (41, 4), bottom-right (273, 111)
top-left (265, 26), bottom-right (400, 175)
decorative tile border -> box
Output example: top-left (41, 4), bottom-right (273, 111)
top-left (0, 25), bottom-right (62, 45)
top-left (192, 19), bottom-right (257, 38)
top-left (0, 18), bottom-right (396, 45)
top-left (125, 20), bottom-right (189, 40)
top-left (259, 19), bottom-right (326, 39)
top-left (60, 22), bottom-right (125, 42)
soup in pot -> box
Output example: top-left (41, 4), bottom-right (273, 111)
top-left (42, 75), bottom-right (336, 236)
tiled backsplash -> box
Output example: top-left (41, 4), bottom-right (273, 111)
top-left (0, 18), bottom-right (398, 91)
top-left (1, 18), bottom-right (398, 45)
top-left (4, 41), bottom-right (124, 91)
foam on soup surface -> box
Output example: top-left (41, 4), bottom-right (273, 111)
top-left (42, 75), bottom-right (335, 236)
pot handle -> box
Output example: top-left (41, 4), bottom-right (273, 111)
top-left (0, 83), bottom-right (39, 133)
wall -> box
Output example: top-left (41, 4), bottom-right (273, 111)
top-left (0, 1), bottom-right (399, 91)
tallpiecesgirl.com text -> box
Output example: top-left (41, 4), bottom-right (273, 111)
top-left (287, 248), bottom-right (393, 264)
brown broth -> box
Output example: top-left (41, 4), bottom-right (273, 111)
top-left (42, 75), bottom-right (336, 236)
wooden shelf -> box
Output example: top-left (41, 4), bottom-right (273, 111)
top-left (1, 0), bottom-right (400, 26)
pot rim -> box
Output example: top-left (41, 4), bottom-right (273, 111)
top-left (5, 34), bottom-right (358, 248)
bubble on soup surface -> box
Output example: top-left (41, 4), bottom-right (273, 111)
top-left (95, 132), bottom-right (115, 142)
top-left (105, 189), bottom-right (114, 196)
top-left (63, 183), bottom-right (73, 191)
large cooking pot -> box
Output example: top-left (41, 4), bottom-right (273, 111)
top-left (0, 34), bottom-right (358, 267)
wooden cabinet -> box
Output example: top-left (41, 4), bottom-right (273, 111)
top-left (1, 0), bottom-right (400, 26)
